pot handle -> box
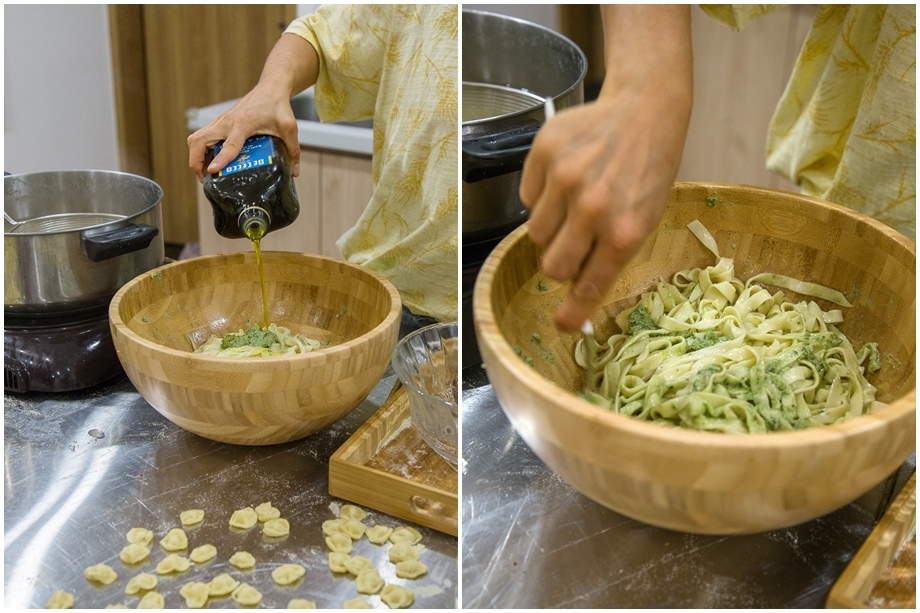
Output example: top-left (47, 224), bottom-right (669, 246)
top-left (462, 121), bottom-right (541, 183)
top-left (82, 224), bottom-right (160, 263)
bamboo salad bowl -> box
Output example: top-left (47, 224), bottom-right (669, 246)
top-left (474, 182), bottom-right (916, 534)
top-left (110, 252), bottom-right (401, 446)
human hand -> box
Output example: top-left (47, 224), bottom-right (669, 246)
top-left (187, 84), bottom-right (301, 182)
top-left (519, 88), bottom-right (689, 332)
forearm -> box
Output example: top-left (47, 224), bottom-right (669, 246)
top-left (255, 32), bottom-right (320, 98)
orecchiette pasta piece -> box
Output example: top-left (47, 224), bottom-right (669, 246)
top-left (189, 543), bottom-right (217, 564)
top-left (395, 559), bottom-right (428, 579)
top-left (126, 528), bottom-right (154, 546)
top-left (179, 582), bottom-right (209, 609)
top-left (343, 597), bottom-right (372, 609)
top-left (137, 591), bottom-right (165, 609)
top-left (231, 583), bottom-right (263, 606)
top-left (255, 501), bottom-right (281, 522)
top-left (229, 550), bottom-right (256, 570)
top-left (355, 569), bottom-right (384, 595)
top-left (180, 509), bottom-right (204, 526)
top-left (119, 543), bottom-right (150, 564)
top-left (325, 532), bottom-right (353, 554)
top-left (342, 518), bottom-right (366, 540)
top-left (84, 563), bottom-right (118, 585)
top-left (104, 605), bottom-right (128, 609)
top-left (207, 573), bottom-right (240, 597)
top-left (45, 590), bottom-right (74, 609)
top-left (229, 507), bottom-right (258, 530)
top-left (365, 524), bottom-right (393, 545)
top-left (288, 598), bottom-right (317, 609)
top-left (380, 584), bottom-right (415, 609)
top-left (155, 553), bottom-right (190, 574)
top-left (159, 527), bottom-right (188, 551)
top-left (343, 555), bottom-right (375, 576)
top-left (389, 526), bottom-right (423, 545)
top-left (125, 572), bottom-right (158, 595)
top-left (271, 563), bottom-right (306, 586)
top-left (339, 504), bottom-right (367, 521)
top-left (388, 542), bottom-right (424, 563)
top-left (263, 517), bottom-right (290, 537)
top-left (328, 552), bottom-right (349, 573)
top-left (322, 518), bottom-right (346, 536)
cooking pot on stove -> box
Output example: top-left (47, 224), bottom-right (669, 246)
top-left (462, 10), bottom-right (587, 242)
top-left (4, 170), bottom-right (164, 316)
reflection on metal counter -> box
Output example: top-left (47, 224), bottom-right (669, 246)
top-left (460, 364), bottom-right (915, 609)
top-left (4, 373), bottom-right (458, 609)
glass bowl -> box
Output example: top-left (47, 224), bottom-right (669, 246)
top-left (391, 321), bottom-right (459, 464)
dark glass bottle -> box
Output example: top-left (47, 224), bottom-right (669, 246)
top-left (203, 135), bottom-right (300, 240)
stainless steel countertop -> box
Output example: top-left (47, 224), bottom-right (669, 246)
top-left (460, 365), bottom-right (915, 609)
top-left (4, 372), bottom-right (457, 609)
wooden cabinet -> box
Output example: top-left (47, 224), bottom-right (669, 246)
top-left (196, 150), bottom-right (373, 259)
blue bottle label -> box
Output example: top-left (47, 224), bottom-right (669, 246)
top-left (215, 135), bottom-right (275, 177)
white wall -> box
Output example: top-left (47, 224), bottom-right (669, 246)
top-left (4, 4), bottom-right (120, 174)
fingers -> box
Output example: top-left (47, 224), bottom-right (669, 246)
top-left (554, 239), bottom-right (623, 332)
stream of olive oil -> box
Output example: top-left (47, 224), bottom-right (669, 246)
top-left (246, 226), bottom-right (270, 330)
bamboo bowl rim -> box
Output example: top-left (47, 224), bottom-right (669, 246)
top-left (109, 251), bottom-right (402, 369)
top-left (474, 183), bottom-right (916, 453)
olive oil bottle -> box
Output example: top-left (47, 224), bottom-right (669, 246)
top-left (203, 134), bottom-right (300, 240)
top-left (203, 134), bottom-right (300, 329)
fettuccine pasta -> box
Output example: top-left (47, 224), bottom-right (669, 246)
top-left (575, 221), bottom-right (884, 433)
top-left (194, 323), bottom-right (321, 358)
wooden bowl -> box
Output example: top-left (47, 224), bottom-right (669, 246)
top-left (474, 182), bottom-right (915, 534)
top-left (110, 252), bottom-right (401, 445)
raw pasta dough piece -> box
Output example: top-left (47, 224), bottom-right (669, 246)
top-left (229, 507), bottom-right (258, 530)
top-left (395, 559), bottom-right (428, 579)
top-left (388, 542), bottom-right (424, 563)
top-left (229, 550), bottom-right (256, 570)
top-left (355, 569), bottom-right (384, 595)
top-left (365, 524), bottom-right (393, 545)
top-left (232, 583), bottom-right (263, 606)
top-left (342, 518), bottom-right (366, 540)
top-left (137, 591), bottom-right (165, 609)
top-left (339, 504), bottom-right (367, 521)
top-left (190, 543), bottom-right (217, 564)
top-left (180, 509), bottom-right (204, 526)
top-left (271, 563), bottom-right (306, 586)
top-left (343, 555), bottom-right (375, 576)
top-left (325, 532), bottom-right (353, 554)
top-left (380, 584), bottom-right (415, 609)
top-left (155, 553), bottom-right (190, 574)
top-left (343, 597), bottom-right (372, 609)
top-left (328, 552), bottom-right (349, 573)
top-left (322, 518), bottom-right (346, 536)
top-left (84, 563), bottom-right (118, 585)
top-left (207, 573), bottom-right (239, 597)
top-left (46, 590), bottom-right (74, 609)
top-left (159, 527), bottom-right (188, 551)
top-left (125, 573), bottom-right (158, 595)
top-left (255, 501), bottom-right (281, 522)
top-left (119, 543), bottom-right (150, 564)
top-left (389, 526), bottom-right (422, 545)
top-left (179, 581), bottom-right (210, 609)
top-left (288, 599), bottom-right (317, 609)
top-left (263, 517), bottom-right (290, 537)
top-left (126, 528), bottom-right (153, 546)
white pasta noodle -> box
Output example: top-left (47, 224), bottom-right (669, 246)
top-left (194, 323), bottom-right (321, 358)
top-left (575, 221), bottom-right (885, 434)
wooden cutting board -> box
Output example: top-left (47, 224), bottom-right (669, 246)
top-left (329, 383), bottom-right (458, 536)
top-left (827, 473), bottom-right (916, 608)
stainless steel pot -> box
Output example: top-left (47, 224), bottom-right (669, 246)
top-left (4, 170), bottom-right (164, 316)
top-left (462, 10), bottom-right (587, 241)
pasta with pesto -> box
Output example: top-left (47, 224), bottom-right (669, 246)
top-left (194, 323), bottom-right (321, 358)
top-left (575, 220), bottom-right (884, 434)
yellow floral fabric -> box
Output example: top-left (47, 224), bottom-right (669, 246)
top-left (286, 5), bottom-right (458, 321)
top-left (701, 4), bottom-right (916, 240)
